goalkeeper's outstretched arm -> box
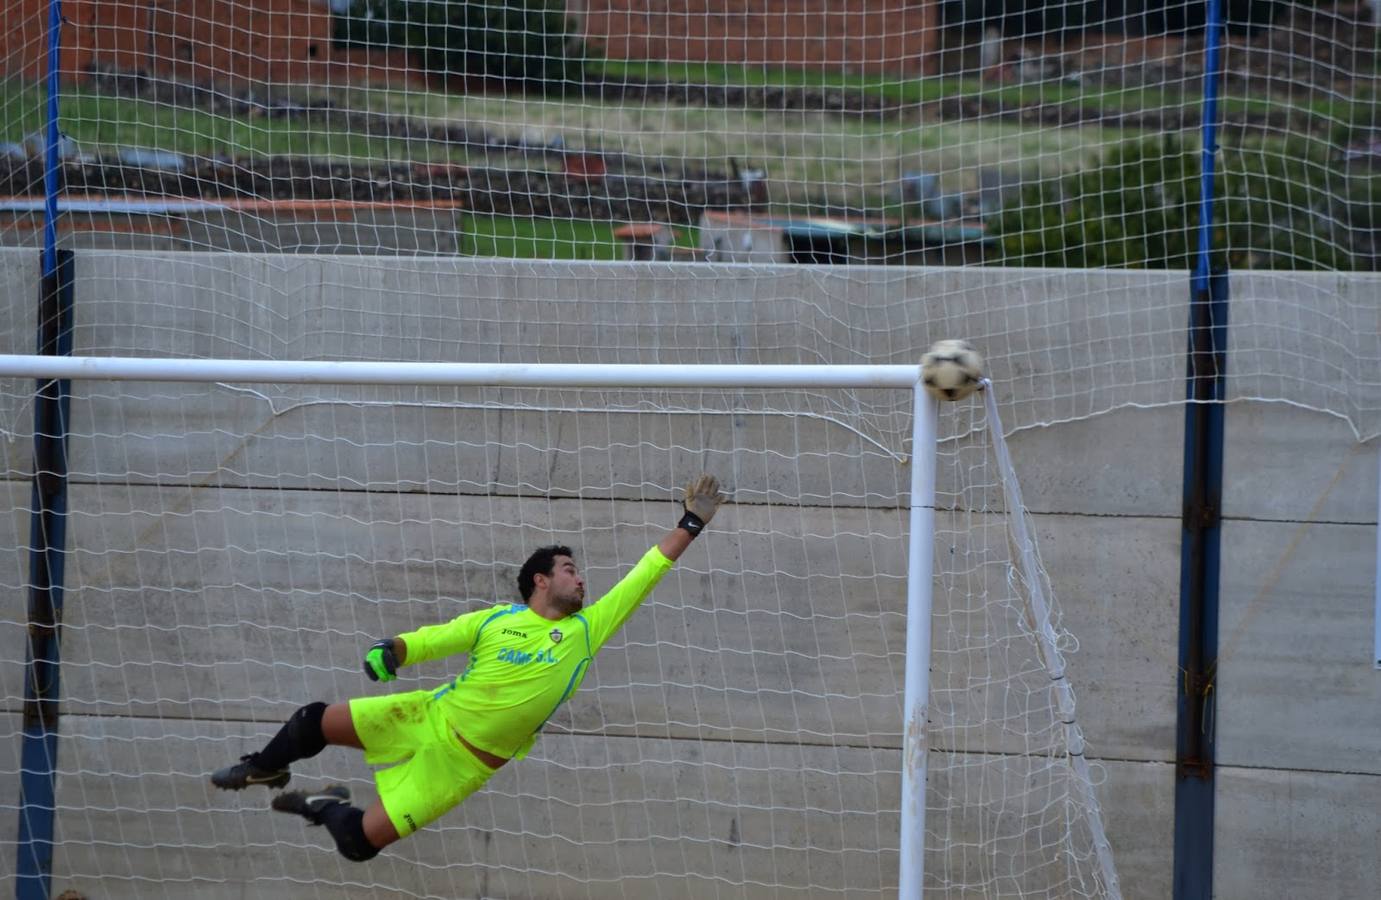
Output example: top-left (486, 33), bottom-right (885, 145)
top-left (657, 473), bottom-right (727, 561)
top-left (590, 473), bottom-right (725, 639)
top-left (363, 474), bottom-right (726, 680)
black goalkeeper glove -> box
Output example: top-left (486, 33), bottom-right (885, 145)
top-left (678, 474), bottom-right (726, 537)
top-left (363, 638), bottom-right (399, 682)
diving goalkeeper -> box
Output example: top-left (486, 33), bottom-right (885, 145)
top-left (209, 474), bottom-right (726, 862)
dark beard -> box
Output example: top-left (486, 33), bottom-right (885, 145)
top-left (549, 592), bottom-right (583, 618)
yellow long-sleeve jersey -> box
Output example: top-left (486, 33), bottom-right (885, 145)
top-left (398, 545), bottom-right (674, 761)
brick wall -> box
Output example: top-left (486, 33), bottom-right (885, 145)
top-left (4, 1), bottom-right (943, 85)
top-left (578, 0), bottom-right (942, 75)
top-left (3, 0), bottom-right (417, 86)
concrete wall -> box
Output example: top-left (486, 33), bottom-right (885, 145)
top-left (0, 251), bottom-right (1377, 899)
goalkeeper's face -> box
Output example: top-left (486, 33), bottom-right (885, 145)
top-left (546, 555), bottom-right (586, 617)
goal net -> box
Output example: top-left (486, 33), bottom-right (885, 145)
top-left (8, 0), bottom-right (1380, 897)
top-left (0, 358), bottom-right (1118, 899)
top-left (5, 0), bottom-right (1379, 436)
top-left (9, 0), bottom-right (1372, 276)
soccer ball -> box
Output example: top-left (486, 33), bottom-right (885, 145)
top-left (921, 340), bottom-right (984, 401)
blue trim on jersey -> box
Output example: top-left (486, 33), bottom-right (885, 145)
top-left (573, 613), bottom-right (592, 656)
top-left (535, 659), bottom-right (590, 733)
top-left (533, 614), bottom-right (594, 732)
top-left (459, 605), bottom-right (523, 683)
top-left (430, 605), bottom-right (523, 702)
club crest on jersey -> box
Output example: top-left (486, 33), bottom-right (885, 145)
top-left (549, 628), bottom-right (563, 643)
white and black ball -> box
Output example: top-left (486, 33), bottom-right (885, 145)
top-left (921, 340), bottom-right (985, 401)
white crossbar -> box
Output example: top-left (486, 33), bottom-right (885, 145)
top-left (0, 355), bottom-right (922, 390)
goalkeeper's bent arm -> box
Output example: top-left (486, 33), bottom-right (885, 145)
top-left (363, 637), bottom-right (407, 682)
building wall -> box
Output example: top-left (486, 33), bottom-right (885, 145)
top-left (3, 1), bottom-right (944, 84)
top-left (580, 0), bottom-right (942, 75)
top-left (3, 0), bottom-right (418, 86)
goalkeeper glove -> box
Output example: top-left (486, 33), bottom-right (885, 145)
top-left (363, 639), bottom-right (399, 682)
top-left (678, 474), bottom-right (726, 537)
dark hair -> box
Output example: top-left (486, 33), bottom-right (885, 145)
top-left (517, 545), bottom-right (573, 602)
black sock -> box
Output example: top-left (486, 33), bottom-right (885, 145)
top-left (316, 802), bottom-right (380, 862)
top-left (254, 702), bottom-right (328, 771)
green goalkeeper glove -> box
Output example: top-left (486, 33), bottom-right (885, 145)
top-left (678, 474), bottom-right (726, 537)
top-left (363, 639), bottom-right (399, 682)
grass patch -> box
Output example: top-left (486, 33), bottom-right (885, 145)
top-left (356, 90), bottom-right (1125, 206)
top-left (461, 214), bottom-right (621, 259)
top-left (587, 58), bottom-right (1381, 128)
top-left (1217, 91), bottom-right (1380, 129)
top-left (300, 84), bottom-right (1134, 212)
top-left (587, 58), bottom-right (961, 103)
top-left (1, 78), bottom-right (460, 162)
top-left (588, 58), bottom-right (1210, 113)
top-left (460, 214), bottom-right (698, 259)
top-left (2, 76), bottom-right (1132, 212)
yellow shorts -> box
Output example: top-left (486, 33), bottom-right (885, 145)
top-left (349, 688), bottom-right (498, 837)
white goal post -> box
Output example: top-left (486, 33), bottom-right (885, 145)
top-left (3, 355), bottom-right (1120, 900)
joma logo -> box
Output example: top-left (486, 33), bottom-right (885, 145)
top-left (500, 628), bottom-right (528, 638)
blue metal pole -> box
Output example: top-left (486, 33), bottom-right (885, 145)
top-left (1173, 272), bottom-right (1226, 900)
top-left (1173, 1), bottom-right (1227, 898)
top-left (1192, 0), bottom-right (1225, 298)
top-left (40, 0), bottom-right (62, 279)
top-left (16, 1), bottom-right (70, 897)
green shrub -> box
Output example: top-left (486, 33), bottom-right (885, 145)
top-left (993, 134), bottom-right (1370, 270)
